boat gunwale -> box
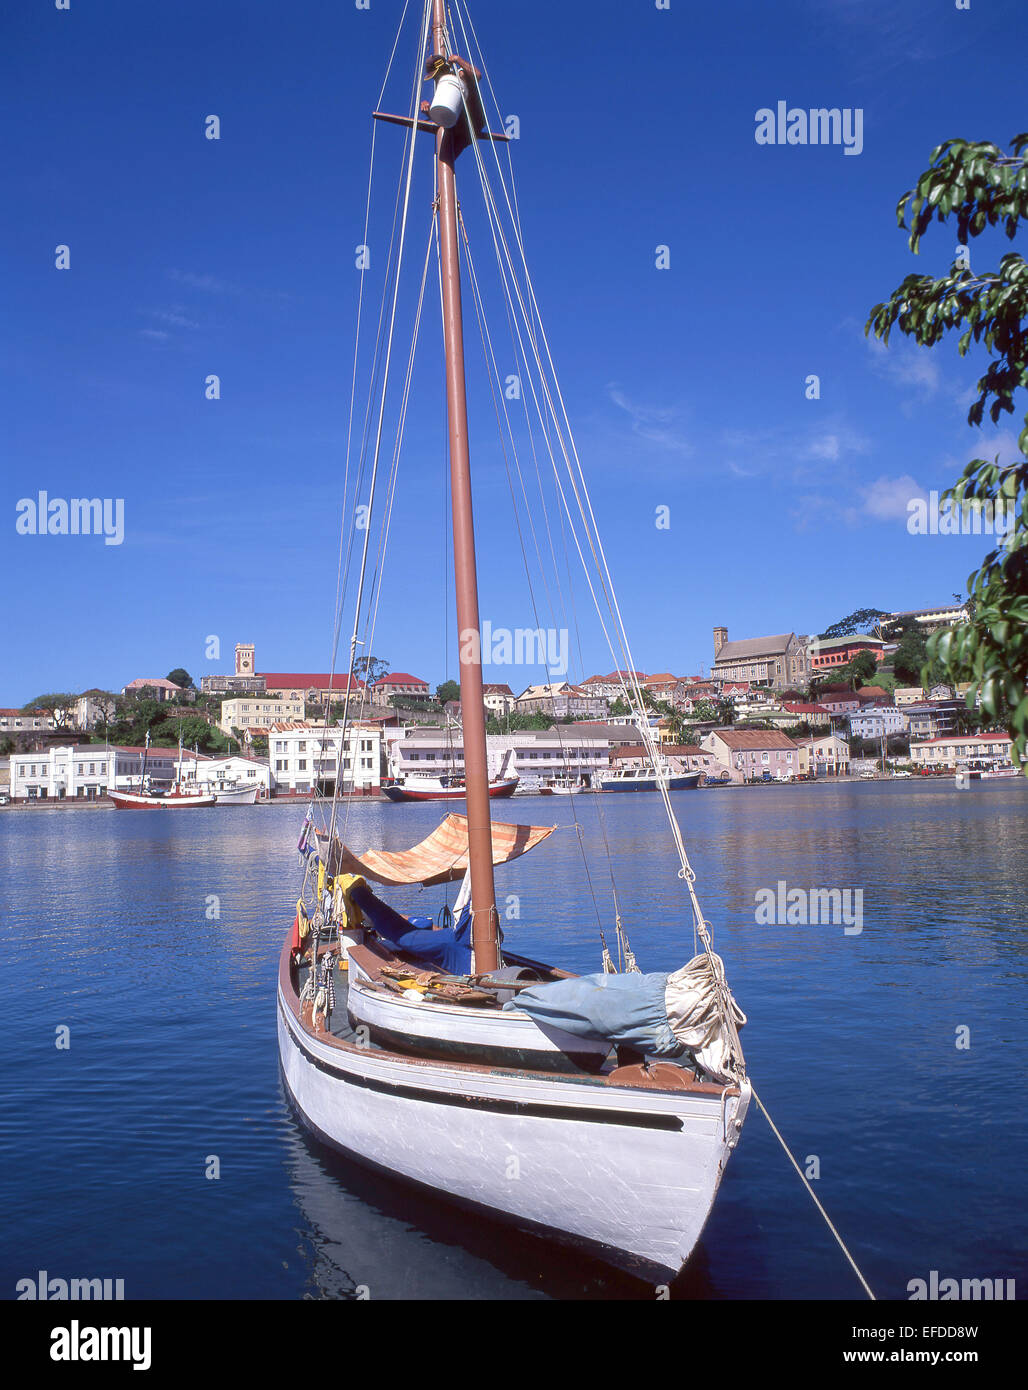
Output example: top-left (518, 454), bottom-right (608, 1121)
top-left (279, 934), bottom-right (737, 1104)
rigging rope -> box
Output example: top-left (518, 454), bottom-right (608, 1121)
top-left (752, 1087), bottom-right (877, 1301)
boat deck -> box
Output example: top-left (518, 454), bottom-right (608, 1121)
top-left (296, 948), bottom-right (708, 1084)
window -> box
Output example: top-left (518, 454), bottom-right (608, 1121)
top-left (297, 760), bottom-right (307, 771)
top-left (761, 753), bottom-right (769, 764)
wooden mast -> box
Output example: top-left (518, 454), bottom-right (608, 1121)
top-left (431, 0), bottom-right (499, 972)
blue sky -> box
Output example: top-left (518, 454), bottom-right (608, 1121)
top-left (2, 0), bottom-right (1026, 705)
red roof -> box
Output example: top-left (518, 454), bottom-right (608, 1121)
top-left (914, 732), bottom-right (1011, 745)
top-left (781, 702), bottom-right (830, 714)
top-left (373, 673), bottom-right (429, 687)
top-left (261, 673), bottom-right (365, 690)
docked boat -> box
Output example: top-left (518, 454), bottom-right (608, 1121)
top-left (539, 775), bottom-right (589, 796)
top-left (277, 0), bottom-right (749, 1283)
top-left (110, 786), bottom-right (217, 809)
top-left (212, 781), bottom-right (261, 804)
top-left (382, 773), bottom-right (518, 802)
top-left (109, 735), bottom-right (216, 809)
top-left (597, 767), bottom-right (701, 793)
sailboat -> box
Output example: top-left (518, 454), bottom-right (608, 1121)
top-left (382, 748), bottom-right (518, 802)
top-left (109, 734), bottom-right (216, 809)
top-left (277, 0), bottom-right (749, 1282)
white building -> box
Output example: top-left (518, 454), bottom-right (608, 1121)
top-left (482, 683), bottom-right (516, 716)
top-left (385, 726), bottom-right (615, 788)
top-left (9, 745), bottom-right (187, 800)
top-left (267, 722), bottom-right (382, 795)
top-left (848, 706), bottom-right (907, 740)
top-left (181, 754), bottom-right (272, 798)
top-left (910, 732), bottom-right (1016, 770)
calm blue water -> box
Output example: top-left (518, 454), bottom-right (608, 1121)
top-left (2, 782), bottom-right (1025, 1300)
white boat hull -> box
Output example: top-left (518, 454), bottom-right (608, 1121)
top-left (213, 784), bottom-right (260, 804)
top-left (278, 966), bottom-right (749, 1280)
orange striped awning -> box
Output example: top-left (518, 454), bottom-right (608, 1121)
top-left (319, 813), bottom-right (555, 888)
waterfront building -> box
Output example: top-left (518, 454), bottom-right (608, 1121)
top-left (702, 728), bottom-right (800, 783)
top-left (909, 732), bottom-right (1015, 770)
top-left (795, 733), bottom-right (850, 778)
top-left (220, 695), bottom-right (305, 736)
top-left (611, 743), bottom-right (717, 777)
top-left (267, 721), bottom-right (382, 795)
top-left (808, 634), bottom-right (885, 671)
top-left (9, 744), bottom-right (195, 800)
top-left (180, 754), bottom-right (272, 798)
top-left (384, 725), bottom-right (615, 788)
top-left (711, 628), bottom-right (809, 691)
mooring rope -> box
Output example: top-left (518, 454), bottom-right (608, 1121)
top-left (751, 1086), bottom-right (876, 1300)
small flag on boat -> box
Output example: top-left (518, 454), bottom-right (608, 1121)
top-left (297, 807), bottom-right (314, 856)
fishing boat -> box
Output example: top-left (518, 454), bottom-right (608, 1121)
top-left (539, 775), bottom-right (588, 796)
top-left (109, 735), bottom-right (217, 809)
top-left (382, 772), bottom-right (518, 802)
top-left (277, 0), bottom-right (749, 1283)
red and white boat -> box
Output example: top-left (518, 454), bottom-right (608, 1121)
top-left (109, 785), bottom-right (217, 809)
top-left (382, 774), bottom-right (518, 802)
top-left (109, 735), bottom-right (216, 809)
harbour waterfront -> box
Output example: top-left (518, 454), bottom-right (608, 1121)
top-left (2, 781), bottom-right (1025, 1300)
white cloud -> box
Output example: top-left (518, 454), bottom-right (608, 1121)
top-left (862, 474), bottom-right (926, 522)
top-left (866, 334), bottom-right (940, 394)
top-left (606, 384), bottom-right (692, 455)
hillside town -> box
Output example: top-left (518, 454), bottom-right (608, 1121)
top-left (1, 603), bottom-right (1020, 804)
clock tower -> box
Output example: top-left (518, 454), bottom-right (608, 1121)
top-left (235, 643), bottom-right (255, 677)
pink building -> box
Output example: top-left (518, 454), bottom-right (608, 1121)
top-left (704, 729), bottom-right (800, 783)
